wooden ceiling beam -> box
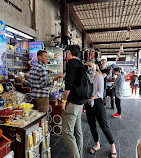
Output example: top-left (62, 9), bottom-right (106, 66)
top-left (101, 53), bottom-right (135, 55)
top-left (101, 50), bottom-right (137, 53)
top-left (86, 26), bottom-right (141, 33)
top-left (98, 46), bottom-right (141, 50)
top-left (66, 0), bottom-right (120, 5)
top-left (69, 6), bottom-right (92, 44)
top-left (101, 50), bottom-right (138, 53)
top-left (56, 0), bottom-right (92, 44)
top-left (95, 46), bottom-right (141, 49)
top-left (93, 40), bottom-right (141, 45)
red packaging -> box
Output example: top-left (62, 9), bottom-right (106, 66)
top-left (0, 129), bottom-right (11, 158)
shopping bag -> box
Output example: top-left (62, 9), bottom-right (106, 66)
top-left (134, 78), bottom-right (139, 87)
top-left (137, 140), bottom-right (141, 158)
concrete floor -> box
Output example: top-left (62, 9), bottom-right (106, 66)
top-left (50, 82), bottom-right (141, 158)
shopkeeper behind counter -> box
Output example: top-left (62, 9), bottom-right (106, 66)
top-left (30, 50), bottom-right (50, 113)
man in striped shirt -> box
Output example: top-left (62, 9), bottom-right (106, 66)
top-left (30, 50), bottom-right (50, 113)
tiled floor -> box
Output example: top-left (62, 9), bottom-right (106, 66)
top-left (50, 82), bottom-right (141, 158)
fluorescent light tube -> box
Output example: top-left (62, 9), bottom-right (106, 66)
top-left (6, 26), bottom-right (34, 39)
top-left (5, 33), bottom-right (14, 38)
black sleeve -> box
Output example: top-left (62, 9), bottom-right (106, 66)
top-left (65, 62), bottom-right (76, 90)
top-left (139, 75), bottom-right (141, 81)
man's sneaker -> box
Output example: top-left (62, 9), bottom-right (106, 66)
top-left (112, 113), bottom-right (121, 118)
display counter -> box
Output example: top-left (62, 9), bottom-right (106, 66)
top-left (0, 112), bottom-right (51, 158)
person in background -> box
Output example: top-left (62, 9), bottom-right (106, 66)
top-left (138, 74), bottom-right (141, 100)
top-left (85, 62), bottom-right (117, 158)
top-left (96, 59), bottom-right (109, 106)
top-left (106, 68), bottom-right (115, 109)
top-left (62, 45), bottom-right (84, 158)
top-left (130, 71), bottom-right (139, 95)
top-left (30, 50), bottom-right (50, 113)
top-left (112, 67), bottom-right (124, 118)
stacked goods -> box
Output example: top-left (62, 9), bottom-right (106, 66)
top-left (0, 109), bottom-right (13, 116)
top-left (0, 129), bottom-right (12, 158)
top-left (15, 92), bottom-right (25, 104)
top-left (0, 109), bottom-right (14, 123)
top-left (12, 108), bottom-right (23, 119)
top-left (0, 91), bottom-right (16, 101)
top-left (20, 103), bottom-right (34, 116)
top-left (0, 91), bottom-right (25, 107)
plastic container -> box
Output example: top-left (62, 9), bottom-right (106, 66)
top-left (0, 98), bottom-right (4, 107)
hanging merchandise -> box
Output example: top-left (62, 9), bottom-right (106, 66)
top-left (0, 20), bottom-right (7, 79)
top-left (29, 41), bottom-right (43, 66)
top-left (98, 51), bottom-right (101, 59)
top-left (90, 51), bottom-right (95, 61)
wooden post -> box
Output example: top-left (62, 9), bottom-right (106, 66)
top-left (82, 30), bottom-right (86, 51)
top-left (137, 50), bottom-right (139, 73)
top-left (32, 0), bottom-right (36, 30)
top-left (60, 0), bottom-right (69, 45)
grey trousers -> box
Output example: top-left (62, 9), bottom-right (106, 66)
top-left (62, 103), bottom-right (83, 158)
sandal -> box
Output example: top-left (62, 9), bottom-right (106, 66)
top-left (111, 153), bottom-right (117, 158)
top-left (90, 146), bottom-right (101, 154)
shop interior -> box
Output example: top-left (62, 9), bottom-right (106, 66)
top-left (0, 0), bottom-right (141, 158)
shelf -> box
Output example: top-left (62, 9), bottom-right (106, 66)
top-left (15, 52), bottom-right (27, 55)
top-left (7, 53), bottom-right (28, 58)
top-left (7, 51), bottom-right (26, 55)
top-left (48, 58), bottom-right (58, 60)
top-left (46, 64), bottom-right (61, 66)
top-left (7, 59), bottom-right (27, 62)
top-left (8, 67), bottom-right (28, 69)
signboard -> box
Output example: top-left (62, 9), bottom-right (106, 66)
top-left (29, 41), bottom-right (42, 65)
top-left (0, 20), bottom-right (7, 79)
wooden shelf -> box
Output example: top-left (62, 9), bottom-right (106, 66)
top-left (8, 67), bottom-right (28, 69)
top-left (46, 64), bottom-right (61, 66)
top-left (7, 53), bottom-right (28, 57)
top-left (7, 59), bottom-right (27, 62)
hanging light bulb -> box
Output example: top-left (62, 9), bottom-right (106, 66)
top-left (117, 51), bottom-right (120, 57)
top-left (126, 27), bottom-right (131, 41)
top-left (120, 43), bottom-right (124, 52)
top-left (116, 55), bottom-right (119, 61)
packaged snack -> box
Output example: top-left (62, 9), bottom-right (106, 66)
top-left (28, 150), bottom-right (33, 158)
top-left (46, 133), bottom-right (50, 148)
top-left (47, 148), bottom-right (51, 158)
top-left (42, 138), bottom-right (46, 150)
top-left (36, 129), bottom-right (40, 144)
top-left (44, 121), bottom-right (48, 136)
top-left (33, 130), bottom-right (37, 146)
top-left (42, 123), bottom-right (45, 137)
top-left (39, 127), bottom-right (42, 141)
top-left (28, 133), bottom-right (34, 149)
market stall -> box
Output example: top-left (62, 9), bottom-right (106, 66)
top-left (0, 90), bottom-right (51, 158)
